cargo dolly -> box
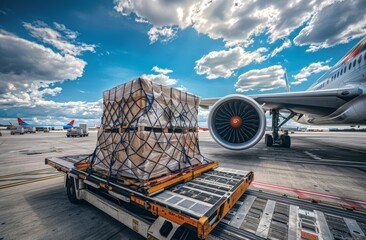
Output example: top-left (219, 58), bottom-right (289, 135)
top-left (45, 155), bottom-right (253, 239)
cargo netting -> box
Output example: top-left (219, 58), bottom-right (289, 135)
top-left (84, 78), bottom-right (210, 185)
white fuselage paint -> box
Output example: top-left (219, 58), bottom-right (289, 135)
top-left (295, 39), bottom-right (366, 125)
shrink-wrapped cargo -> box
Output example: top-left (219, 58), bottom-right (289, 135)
top-left (88, 78), bottom-right (207, 182)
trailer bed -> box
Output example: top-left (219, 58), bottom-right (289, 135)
top-left (45, 155), bottom-right (253, 239)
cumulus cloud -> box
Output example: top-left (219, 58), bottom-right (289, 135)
top-left (148, 26), bottom-right (178, 44)
top-left (141, 66), bottom-right (177, 86)
top-left (141, 73), bottom-right (177, 86)
top-left (53, 22), bottom-right (79, 39)
top-left (114, 0), bottom-right (193, 28)
top-left (152, 66), bottom-right (173, 75)
top-left (24, 21), bottom-right (96, 56)
top-left (0, 99), bottom-right (103, 120)
top-left (294, 0), bottom-right (366, 52)
top-left (270, 38), bottom-right (292, 57)
top-left (195, 47), bottom-right (268, 79)
top-left (292, 60), bottom-right (331, 85)
top-left (0, 26), bottom-right (100, 120)
top-left (235, 65), bottom-right (286, 92)
top-left (114, 0), bottom-right (337, 46)
top-left (0, 29), bottom-right (86, 105)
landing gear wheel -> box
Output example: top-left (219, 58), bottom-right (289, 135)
top-left (67, 177), bottom-right (82, 204)
top-left (281, 135), bottom-right (291, 148)
top-left (265, 134), bottom-right (273, 147)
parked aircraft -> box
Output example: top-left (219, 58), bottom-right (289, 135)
top-left (199, 126), bottom-right (209, 131)
top-left (200, 36), bottom-right (366, 150)
top-left (17, 118), bottom-right (75, 130)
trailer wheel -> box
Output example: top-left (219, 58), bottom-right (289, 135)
top-left (67, 177), bottom-right (82, 204)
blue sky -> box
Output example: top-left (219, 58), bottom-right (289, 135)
top-left (0, 0), bottom-right (365, 126)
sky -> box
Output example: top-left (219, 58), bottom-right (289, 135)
top-left (0, 0), bottom-right (365, 127)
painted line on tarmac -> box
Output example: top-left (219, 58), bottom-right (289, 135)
top-left (258, 156), bottom-right (366, 168)
top-left (0, 168), bottom-right (56, 179)
top-left (304, 151), bottom-right (322, 160)
top-left (299, 137), bottom-right (366, 154)
top-left (0, 173), bottom-right (64, 189)
top-left (252, 181), bottom-right (366, 207)
top-left (324, 143), bottom-right (366, 154)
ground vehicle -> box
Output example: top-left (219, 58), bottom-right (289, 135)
top-left (79, 124), bottom-right (88, 136)
top-left (46, 156), bottom-right (252, 239)
top-left (24, 127), bottom-right (36, 134)
top-left (46, 155), bottom-right (366, 240)
top-left (66, 124), bottom-right (88, 137)
top-left (11, 127), bottom-right (24, 135)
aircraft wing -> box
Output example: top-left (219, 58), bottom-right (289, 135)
top-left (200, 86), bottom-right (362, 116)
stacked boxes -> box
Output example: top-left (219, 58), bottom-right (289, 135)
top-left (90, 78), bottom-right (204, 181)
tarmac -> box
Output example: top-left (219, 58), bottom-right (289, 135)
top-left (0, 130), bottom-right (365, 239)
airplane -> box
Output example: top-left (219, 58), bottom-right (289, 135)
top-left (198, 126), bottom-right (209, 131)
top-left (200, 36), bottom-right (366, 150)
top-left (17, 118), bottom-right (75, 130)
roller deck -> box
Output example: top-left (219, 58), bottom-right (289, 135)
top-left (45, 155), bottom-right (253, 239)
top-left (46, 155), bottom-right (366, 240)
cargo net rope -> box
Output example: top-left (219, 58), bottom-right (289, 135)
top-left (86, 78), bottom-right (210, 186)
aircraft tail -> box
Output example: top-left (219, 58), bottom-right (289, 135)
top-left (17, 118), bottom-right (26, 125)
top-left (63, 120), bottom-right (75, 129)
top-left (68, 120), bottom-right (74, 127)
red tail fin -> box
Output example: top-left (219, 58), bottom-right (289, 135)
top-left (69, 120), bottom-right (74, 126)
top-left (17, 118), bottom-right (24, 124)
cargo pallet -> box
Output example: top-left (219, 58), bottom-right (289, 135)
top-left (45, 155), bottom-right (253, 239)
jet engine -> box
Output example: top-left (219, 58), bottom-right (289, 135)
top-left (208, 94), bottom-right (266, 150)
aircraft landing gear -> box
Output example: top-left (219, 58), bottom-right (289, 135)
top-left (265, 109), bottom-right (295, 148)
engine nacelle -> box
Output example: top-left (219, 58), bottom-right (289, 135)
top-left (208, 94), bottom-right (266, 150)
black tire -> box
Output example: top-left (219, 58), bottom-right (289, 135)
top-left (265, 134), bottom-right (273, 147)
top-left (66, 177), bottom-right (82, 204)
top-left (281, 135), bottom-right (291, 148)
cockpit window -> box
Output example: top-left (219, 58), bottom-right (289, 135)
top-left (353, 59), bottom-right (356, 67)
top-left (349, 63), bottom-right (352, 70)
top-left (344, 66), bottom-right (346, 73)
top-left (340, 69), bottom-right (343, 75)
top-left (358, 55), bottom-right (362, 64)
